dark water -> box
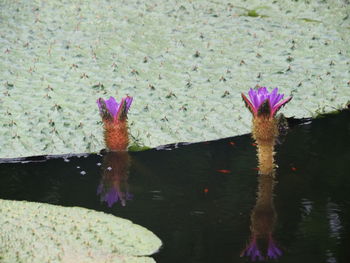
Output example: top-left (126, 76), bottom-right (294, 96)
top-left (1, 111), bottom-right (350, 263)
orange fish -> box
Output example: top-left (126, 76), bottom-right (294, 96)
top-left (217, 169), bottom-right (231, 174)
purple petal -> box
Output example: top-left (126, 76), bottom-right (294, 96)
top-left (241, 238), bottom-right (264, 261)
top-left (257, 87), bottom-right (268, 97)
top-left (106, 188), bottom-right (119, 207)
top-left (248, 88), bottom-right (260, 109)
top-left (267, 238), bottom-right (282, 259)
top-left (275, 94), bottom-right (284, 106)
top-left (259, 86), bottom-right (268, 93)
top-left (105, 97), bottom-right (119, 118)
top-left (271, 96), bottom-right (292, 116)
top-left (242, 93), bottom-right (258, 115)
top-left (267, 87), bottom-right (283, 108)
top-left (124, 96), bottom-right (133, 112)
top-left (256, 87), bottom-right (268, 108)
top-left (116, 96), bottom-right (133, 120)
top-left (97, 96), bottom-right (133, 120)
top-left (268, 88), bottom-right (279, 106)
top-left (243, 87), bottom-right (292, 117)
top-left (97, 98), bottom-right (102, 113)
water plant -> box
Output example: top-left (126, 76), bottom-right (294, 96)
top-left (97, 96), bottom-right (133, 151)
top-left (240, 87), bottom-right (289, 260)
top-left (242, 87), bottom-right (292, 174)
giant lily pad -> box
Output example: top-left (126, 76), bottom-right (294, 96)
top-left (0, 0), bottom-right (349, 158)
top-left (0, 199), bottom-right (162, 262)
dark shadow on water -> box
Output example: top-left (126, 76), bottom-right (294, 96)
top-left (0, 110), bottom-right (350, 263)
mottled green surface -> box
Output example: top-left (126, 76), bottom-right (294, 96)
top-left (0, 0), bottom-right (349, 158)
top-left (0, 199), bottom-right (161, 262)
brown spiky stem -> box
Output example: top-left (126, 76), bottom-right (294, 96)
top-left (103, 119), bottom-right (129, 151)
top-left (252, 115), bottom-right (278, 143)
top-left (257, 143), bottom-right (275, 175)
top-left (244, 113), bottom-right (281, 257)
top-left (250, 115), bottom-right (278, 237)
top-left (252, 115), bottom-right (278, 175)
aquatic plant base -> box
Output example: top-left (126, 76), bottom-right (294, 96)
top-left (0, 199), bottom-right (162, 263)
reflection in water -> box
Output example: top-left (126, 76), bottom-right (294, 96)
top-left (240, 88), bottom-right (291, 261)
top-left (241, 140), bottom-right (282, 261)
top-left (241, 173), bottom-right (282, 261)
top-left (97, 151), bottom-right (132, 207)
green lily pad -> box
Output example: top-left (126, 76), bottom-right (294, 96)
top-left (300, 18), bottom-right (322, 23)
top-left (0, 0), bottom-right (349, 158)
top-left (0, 199), bottom-right (162, 263)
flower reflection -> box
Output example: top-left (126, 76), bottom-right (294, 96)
top-left (267, 234), bottom-right (282, 260)
top-left (97, 151), bottom-right (132, 207)
top-left (241, 173), bottom-right (282, 261)
top-left (97, 183), bottom-right (132, 207)
top-left (241, 88), bottom-right (286, 260)
top-left (240, 236), bottom-right (264, 261)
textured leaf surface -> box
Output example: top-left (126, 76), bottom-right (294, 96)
top-left (0, 199), bottom-right (162, 263)
top-left (0, 0), bottom-right (349, 157)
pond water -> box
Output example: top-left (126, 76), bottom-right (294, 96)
top-left (1, 110), bottom-right (349, 263)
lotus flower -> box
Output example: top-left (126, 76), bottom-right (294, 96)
top-left (97, 96), bottom-right (133, 122)
top-left (242, 87), bottom-right (292, 118)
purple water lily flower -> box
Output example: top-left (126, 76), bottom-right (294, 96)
top-left (240, 237), bottom-right (264, 261)
top-left (97, 96), bottom-right (133, 121)
top-left (267, 235), bottom-right (282, 260)
top-left (242, 87), bottom-right (292, 117)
